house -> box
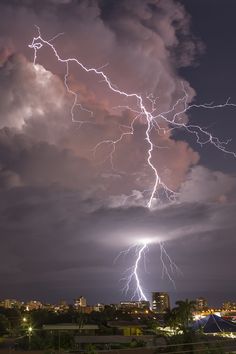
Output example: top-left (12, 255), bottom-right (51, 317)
top-left (107, 321), bottom-right (147, 336)
top-left (43, 323), bottom-right (99, 335)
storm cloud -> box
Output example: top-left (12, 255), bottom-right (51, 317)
top-left (0, 0), bottom-right (235, 305)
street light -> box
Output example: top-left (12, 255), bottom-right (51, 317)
top-left (28, 326), bottom-right (33, 350)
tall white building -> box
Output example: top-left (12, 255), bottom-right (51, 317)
top-left (74, 296), bottom-right (87, 309)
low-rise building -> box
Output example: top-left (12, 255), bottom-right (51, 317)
top-left (107, 321), bottom-right (147, 336)
top-left (93, 303), bottom-right (105, 312)
top-left (0, 299), bottom-right (23, 309)
top-left (43, 323), bottom-right (99, 335)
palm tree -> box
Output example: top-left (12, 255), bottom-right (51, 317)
top-left (164, 308), bottom-right (179, 331)
top-left (174, 299), bottom-right (196, 330)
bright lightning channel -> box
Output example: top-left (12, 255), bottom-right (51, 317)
top-left (29, 27), bottom-right (236, 301)
top-left (115, 240), bottom-right (181, 301)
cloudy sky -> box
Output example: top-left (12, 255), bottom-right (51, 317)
top-left (0, 0), bottom-right (236, 307)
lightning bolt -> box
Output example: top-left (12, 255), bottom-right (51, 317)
top-left (115, 242), bottom-right (148, 301)
top-left (29, 27), bottom-right (236, 208)
top-left (29, 27), bottom-right (236, 301)
top-left (159, 241), bottom-right (182, 289)
top-left (115, 241), bottom-right (181, 300)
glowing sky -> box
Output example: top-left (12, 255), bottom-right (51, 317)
top-left (0, 0), bottom-right (236, 306)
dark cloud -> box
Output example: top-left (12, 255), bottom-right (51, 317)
top-left (0, 128), bottom-right (96, 192)
top-left (0, 51), bottom-right (201, 198)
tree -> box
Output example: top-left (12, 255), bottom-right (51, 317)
top-left (174, 299), bottom-right (196, 330)
top-left (164, 308), bottom-right (179, 331)
top-left (0, 308), bottom-right (22, 336)
top-left (0, 314), bottom-right (10, 335)
top-left (85, 344), bottom-right (97, 354)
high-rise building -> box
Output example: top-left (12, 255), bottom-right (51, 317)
top-left (152, 292), bottom-right (170, 313)
top-left (195, 297), bottom-right (207, 311)
top-left (74, 296), bottom-right (87, 309)
top-left (79, 296), bottom-right (87, 307)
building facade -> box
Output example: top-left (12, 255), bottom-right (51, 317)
top-left (152, 292), bottom-right (170, 313)
top-left (74, 296), bottom-right (87, 309)
top-left (195, 297), bottom-right (208, 311)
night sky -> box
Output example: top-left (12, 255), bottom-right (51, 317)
top-left (0, 0), bottom-right (236, 308)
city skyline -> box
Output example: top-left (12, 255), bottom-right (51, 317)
top-left (0, 0), bottom-right (236, 307)
top-left (1, 292), bottom-right (236, 311)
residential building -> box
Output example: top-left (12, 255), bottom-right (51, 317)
top-left (152, 292), bottom-right (170, 313)
top-left (195, 297), bottom-right (208, 311)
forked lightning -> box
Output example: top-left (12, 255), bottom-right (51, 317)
top-left (29, 27), bottom-right (236, 301)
